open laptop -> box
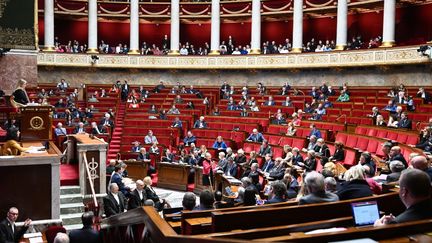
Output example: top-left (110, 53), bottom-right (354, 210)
top-left (351, 201), bottom-right (380, 227)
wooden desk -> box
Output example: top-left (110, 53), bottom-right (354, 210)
top-left (157, 162), bottom-right (190, 191)
top-left (123, 160), bottom-right (150, 181)
top-left (184, 217), bottom-right (212, 235)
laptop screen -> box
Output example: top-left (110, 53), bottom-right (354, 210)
top-left (351, 201), bottom-right (380, 227)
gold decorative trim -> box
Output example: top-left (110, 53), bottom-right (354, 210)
top-left (43, 46), bottom-right (56, 52)
top-left (86, 48), bottom-right (99, 54)
top-left (291, 48), bottom-right (302, 53)
top-left (208, 50), bottom-right (220, 55)
top-left (37, 46), bottom-right (430, 70)
top-left (128, 49), bottom-right (140, 55)
top-left (249, 49), bottom-right (261, 54)
top-left (0, 27), bottom-right (35, 50)
top-left (168, 50), bottom-right (180, 56)
top-left (335, 44), bottom-right (346, 51)
top-left (0, 0), bottom-right (9, 18)
top-left (380, 41), bottom-right (396, 48)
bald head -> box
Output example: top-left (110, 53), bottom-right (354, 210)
top-left (411, 156), bottom-right (429, 171)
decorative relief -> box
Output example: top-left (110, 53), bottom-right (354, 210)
top-left (37, 47), bottom-right (430, 69)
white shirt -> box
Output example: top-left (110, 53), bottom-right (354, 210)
top-left (113, 193), bottom-right (120, 205)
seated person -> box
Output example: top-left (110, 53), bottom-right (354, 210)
top-left (91, 121), bottom-right (106, 135)
top-left (54, 122), bottom-right (67, 137)
top-left (299, 171), bottom-right (339, 205)
top-left (182, 192), bottom-right (197, 211)
top-left (144, 130), bottom-right (158, 144)
top-left (309, 124), bottom-right (322, 138)
top-left (183, 131), bottom-right (197, 146)
top-left (161, 149), bottom-right (175, 163)
top-left (268, 158), bottom-right (285, 180)
top-left (375, 169), bottom-right (432, 225)
top-left (223, 158), bottom-right (237, 177)
top-left (265, 181), bottom-right (287, 204)
top-left (283, 173), bottom-right (299, 199)
top-left (193, 116), bottom-right (208, 129)
top-left (167, 105), bottom-right (180, 115)
top-left (234, 149), bottom-right (247, 164)
top-left (197, 190), bottom-right (214, 211)
top-left (286, 122), bottom-right (297, 136)
top-left (386, 160), bottom-right (405, 183)
top-left (337, 165), bottom-right (373, 200)
top-left (1, 127), bottom-right (28, 155)
top-left (336, 90), bottom-right (350, 102)
top-left (246, 129), bottom-right (265, 143)
top-left (131, 141), bottom-right (142, 152)
top-left (73, 122), bottom-right (86, 134)
top-left (144, 176), bottom-right (167, 211)
top-left (397, 112), bottom-right (412, 129)
top-left (106, 159), bottom-right (117, 175)
top-left (297, 150), bottom-right (317, 172)
top-left (212, 136), bottom-right (227, 151)
top-left (148, 104), bottom-right (158, 114)
top-left (314, 138), bottom-right (331, 159)
top-left (171, 117), bottom-right (183, 128)
top-left (258, 140), bottom-right (272, 157)
top-left (137, 148), bottom-right (150, 162)
top-left (149, 142), bottom-right (160, 154)
top-left (329, 141), bottom-right (345, 162)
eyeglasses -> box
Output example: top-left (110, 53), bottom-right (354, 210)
top-left (8, 212), bottom-right (18, 216)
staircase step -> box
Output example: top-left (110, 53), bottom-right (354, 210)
top-left (60, 194), bottom-right (83, 204)
top-left (60, 186), bottom-right (81, 195)
top-left (60, 213), bottom-right (83, 225)
top-left (60, 203), bottom-right (85, 214)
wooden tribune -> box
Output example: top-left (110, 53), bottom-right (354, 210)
top-left (19, 106), bottom-right (53, 141)
top-left (157, 162), bottom-right (190, 191)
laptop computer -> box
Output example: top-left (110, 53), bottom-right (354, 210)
top-left (351, 201), bottom-right (380, 227)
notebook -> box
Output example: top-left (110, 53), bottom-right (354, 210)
top-left (351, 201), bottom-right (380, 227)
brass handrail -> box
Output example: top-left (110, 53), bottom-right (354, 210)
top-left (82, 151), bottom-right (98, 208)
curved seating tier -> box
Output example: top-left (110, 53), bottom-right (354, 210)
top-left (355, 125), bottom-right (419, 145)
top-left (267, 125), bottom-right (329, 141)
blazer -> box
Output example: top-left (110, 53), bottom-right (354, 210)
top-left (246, 133), bottom-right (265, 143)
top-left (224, 163), bottom-right (237, 177)
top-left (259, 145), bottom-right (272, 157)
top-left (183, 136), bottom-right (197, 146)
top-left (137, 152), bottom-right (150, 161)
top-left (331, 149), bottom-right (345, 162)
top-left (144, 186), bottom-right (160, 203)
top-left (393, 199), bottom-right (432, 223)
top-left (91, 126), bottom-right (106, 135)
top-left (299, 191), bottom-right (339, 205)
top-left (193, 120), bottom-right (208, 129)
top-left (12, 89), bottom-right (29, 105)
top-left (303, 158), bottom-right (317, 172)
top-left (103, 192), bottom-right (126, 217)
top-left (128, 189), bottom-right (147, 210)
top-left (73, 127), bottom-right (86, 134)
top-left (0, 218), bottom-right (28, 243)
top-left (337, 179), bottom-right (373, 201)
top-left (261, 160), bottom-right (275, 173)
top-left (398, 118), bottom-right (412, 129)
top-left (99, 119), bottom-right (114, 128)
top-left (171, 120), bottom-right (182, 128)
top-left (265, 196), bottom-right (286, 204)
top-left (386, 172), bottom-right (401, 183)
top-left (390, 154), bottom-right (408, 169)
top-left (69, 226), bottom-right (101, 243)
top-left (110, 173), bottom-right (127, 195)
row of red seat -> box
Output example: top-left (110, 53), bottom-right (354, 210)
top-left (190, 129), bottom-right (247, 145)
top-left (355, 125), bottom-right (419, 145)
top-left (267, 125), bottom-right (329, 141)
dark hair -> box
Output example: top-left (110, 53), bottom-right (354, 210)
top-left (114, 166), bottom-right (121, 172)
top-left (6, 127), bottom-right (19, 141)
top-left (322, 169), bottom-right (335, 178)
top-left (214, 191), bottom-right (222, 202)
top-left (271, 181), bottom-right (287, 198)
top-left (243, 187), bottom-right (257, 206)
top-left (182, 192), bottom-right (196, 210)
top-left (199, 190), bottom-right (214, 209)
top-left (81, 211), bottom-right (94, 227)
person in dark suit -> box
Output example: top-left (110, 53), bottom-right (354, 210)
top-left (12, 79), bottom-right (29, 106)
top-left (103, 183), bottom-right (127, 218)
top-left (268, 158), bottom-right (285, 180)
top-left (224, 158), bottom-right (237, 177)
top-left (386, 160), bottom-right (405, 183)
top-left (337, 165), bottom-right (373, 200)
top-left (389, 146), bottom-right (408, 169)
top-left (375, 169), bottom-right (432, 226)
top-left (329, 141), bottom-right (345, 162)
top-left (90, 122), bottom-right (106, 135)
top-left (128, 180), bottom-right (147, 210)
top-left (417, 87), bottom-right (431, 104)
top-left (121, 81), bottom-right (130, 101)
top-left (258, 140), bottom-right (272, 157)
top-left (68, 211), bottom-right (101, 243)
top-left (298, 150), bottom-right (317, 172)
top-left (193, 116), bottom-right (207, 129)
top-left (183, 131), bottom-right (197, 146)
top-left (99, 114), bottom-right (114, 129)
top-left (73, 122), bottom-right (86, 134)
top-left (0, 207), bottom-right (31, 243)
top-left (143, 176), bottom-right (166, 211)
top-left (161, 149), bottom-right (175, 162)
top-left (291, 148), bottom-right (304, 166)
top-left (246, 129), bottom-right (265, 143)
top-left (367, 107), bottom-right (381, 124)
top-left (110, 166), bottom-right (129, 195)
top-left (171, 117), bottom-right (183, 128)
top-left (411, 156), bottom-right (432, 181)
top-left (233, 149), bottom-right (247, 164)
top-left (153, 81), bottom-right (165, 93)
top-left (397, 112), bottom-right (412, 130)
top-left (261, 154), bottom-right (275, 173)
top-left (314, 138), bottom-right (331, 159)
top-left (264, 181), bottom-right (287, 204)
top-left (299, 172), bottom-right (339, 205)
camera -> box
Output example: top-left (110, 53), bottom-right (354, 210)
top-left (417, 45), bottom-right (432, 59)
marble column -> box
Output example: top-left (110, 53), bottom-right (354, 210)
top-left (129, 0), bottom-right (140, 54)
top-left (249, 0), bottom-right (261, 54)
top-left (87, 0), bottom-right (98, 54)
top-left (169, 0), bottom-right (180, 55)
top-left (209, 0), bottom-right (220, 55)
top-left (335, 0), bottom-right (347, 50)
top-left (44, 0), bottom-right (55, 51)
top-left (381, 0), bottom-right (396, 47)
top-left (292, 0), bottom-right (303, 53)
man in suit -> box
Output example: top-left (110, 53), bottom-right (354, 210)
top-left (193, 116), bottom-right (208, 129)
top-left (220, 81), bottom-right (230, 98)
top-left (389, 146), bottom-right (408, 169)
top-left (54, 122), bottom-right (67, 137)
top-left (309, 87), bottom-right (320, 99)
top-left (299, 172), bottom-right (339, 205)
top-left (183, 131), bottom-right (197, 146)
top-left (417, 87), bottom-right (431, 104)
top-left (121, 81), bottom-right (129, 101)
top-left (397, 112), bottom-right (412, 129)
top-left (90, 122), bottom-right (106, 135)
top-left (73, 122), bottom-right (86, 134)
top-left (110, 166), bottom-right (129, 196)
top-left (171, 117), bottom-right (183, 128)
top-left (265, 181), bottom-right (287, 204)
top-left (264, 96), bottom-right (275, 106)
top-left (0, 207), bottom-right (31, 243)
top-left (386, 160), bottom-right (405, 183)
top-left (224, 158), bottom-right (237, 177)
top-left (68, 211), bottom-right (100, 243)
top-left (261, 154), bottom-right (275, 173)
top-left (367, 107), bottom-right (381, 124)
top-left (99, 113), bottom-right (114, 129)
top-left (281, 97), bottom-right (293, 107)
top-left (131, 141), bottom-right (142, 153)
top-left (309, 124), bottom-right (322, 138)
top-left (246, 129), bottom-right (265, 143)
top-left (258, 140), bottom-right (272, 157)
top-left (103, 183), bottom-right (127, 218)
top-left (268, 158), bottom-right (285, 180)
top-left (411, 156), bottom-right (432, 181)
top-left (375, 169), bottom-right (432, 225)
top-left (128, 180), bottom-right (147, 210)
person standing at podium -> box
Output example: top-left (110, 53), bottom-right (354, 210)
top-left (12, 79), bottom-right (29, 106)
top-left (202, 152), bottom-right (217, 189)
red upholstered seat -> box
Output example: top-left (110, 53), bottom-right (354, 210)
top-left (367, 128), bottom-right (378, 137)
top-left (343, 149), bottom-right (357, 167)
top-left (376, 130), bottom-right (388, 139)
top-left (396, 133), bottom-right (408, 144)
top-left (345, 135), bottom-right (357, 148)
top-left (386, 131), bottom-right (398, 141)
top-left (356, 137), bottom-right (369, 151)
top-left (366, 139), bottom-right (379, 154)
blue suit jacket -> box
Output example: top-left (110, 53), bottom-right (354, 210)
top-left (309, 129), bottom-right (322, 138)
top-left (247, 133), bottom-right (264, 143)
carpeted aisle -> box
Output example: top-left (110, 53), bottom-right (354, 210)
top-left (60, 164), bottom-right (79, 186)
